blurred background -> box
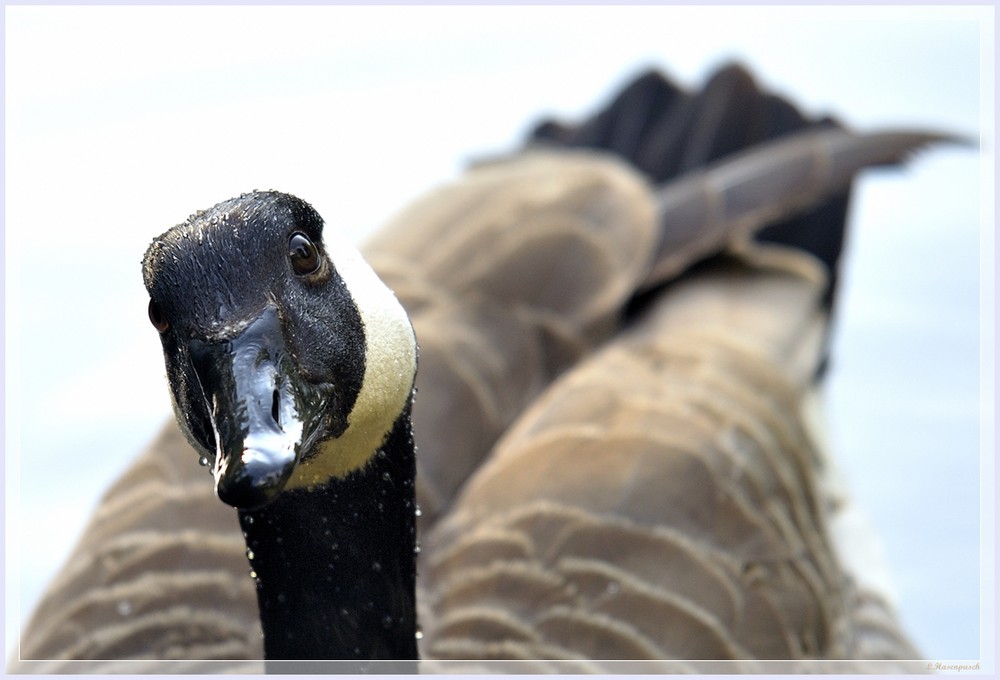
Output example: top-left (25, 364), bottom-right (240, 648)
top-left (4, 4), bottom-right (993, 665)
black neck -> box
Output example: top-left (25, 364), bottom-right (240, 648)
top-left (238, 406), bottom-right (418, 669)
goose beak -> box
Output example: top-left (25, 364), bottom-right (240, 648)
top-left (189, 306), bottom-right (317, 510)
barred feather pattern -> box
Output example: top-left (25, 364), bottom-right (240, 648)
top-left (416, 251), bottom-right (922, 672)
top-left (10, 424), bottom-right (266, 673)
top-left (364, 151), bottom-right (659, 531)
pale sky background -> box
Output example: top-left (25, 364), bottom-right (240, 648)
top-left (4, 4), bottom-right (994, 666)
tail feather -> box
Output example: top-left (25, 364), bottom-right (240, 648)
top-left (529, 64), bottom-right (838, 184)
top-left (527, 64), bottom-right (853, 306)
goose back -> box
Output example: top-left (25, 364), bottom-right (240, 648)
top-left (417, 245), bottom-right (922, 671)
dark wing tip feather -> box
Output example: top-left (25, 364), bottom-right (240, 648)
top-left (526, 66), bottom-right (968, 310)
top-left (750, 128), bottom-right (964, 273)
top-left (832, 129), bottom-right (969, 171)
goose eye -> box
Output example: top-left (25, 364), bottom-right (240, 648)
top-left (289, 232), bottom-right (320, 275)
top-left (148, 299), bottom-right (170, 333)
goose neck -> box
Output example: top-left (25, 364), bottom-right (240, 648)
top-left (238, 408), bottom-right (418, 666)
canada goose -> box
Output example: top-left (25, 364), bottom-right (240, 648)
top-left (12, 65), bottom-right (952, 673)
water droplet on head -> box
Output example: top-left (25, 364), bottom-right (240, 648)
top-left (198, 455), bottom-right (210, 467)
top-left (246, 548), bottom-right (255, 560)
top-left (116, 600), bottom-right (133, 616)
top-left (413, 542), bottom-right (421, 555)
top-left (415, 626), bottom-right (424, 640)
top-left (371, 561), bottom-right (382, 573)
top-left (414, 505), bottom-right (423, 518)
top-left (382, 615), bottom-right (394, 629)
top-left (606, 581), bottom-right (620, 596)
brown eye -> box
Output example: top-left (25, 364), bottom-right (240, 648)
top-left (289, 232), bottom-right (320, 275)
top-left (148, 299), bottom-right (170, 333)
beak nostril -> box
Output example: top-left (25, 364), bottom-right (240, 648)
top-left (271, 389), bottom-right (280, 426)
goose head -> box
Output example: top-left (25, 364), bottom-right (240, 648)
top-left (141, 191), bottom-right (417, 510)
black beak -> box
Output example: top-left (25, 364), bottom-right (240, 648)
top-left (189, 305), bottom-right (315, 510)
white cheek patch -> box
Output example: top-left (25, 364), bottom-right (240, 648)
top-left (285, 233), bottom-right (417, 488)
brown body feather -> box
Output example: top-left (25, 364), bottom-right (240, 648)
top-left (417, 248), bottom-right (919, 671)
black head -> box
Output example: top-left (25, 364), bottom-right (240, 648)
top-left (143, 191), bottom-right (417, 509)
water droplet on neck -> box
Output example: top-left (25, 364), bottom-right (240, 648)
top-left (198, 455), bottom-right (210, 467)
top-left (246, 548), bottom-right (255, 560)
top-left (116, 600), bottom-right (133, 616)
top-left (415, 626), bottom-right (424, 640)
